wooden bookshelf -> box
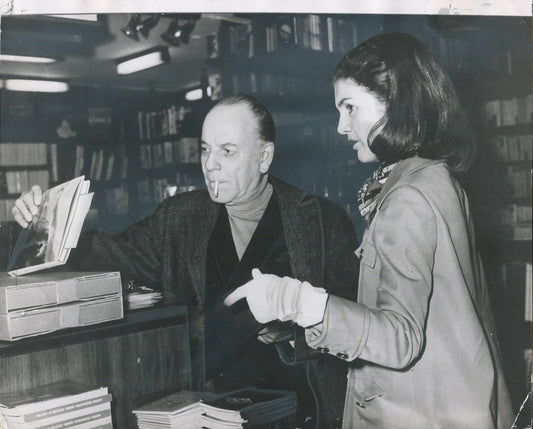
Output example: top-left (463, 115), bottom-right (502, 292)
top-left (0, 305), bottom-right (191, 429)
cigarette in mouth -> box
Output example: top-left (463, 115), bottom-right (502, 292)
top-left (214, 181), bottom-right (219, 198)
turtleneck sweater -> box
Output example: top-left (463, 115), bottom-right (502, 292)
top-left (225, 182), bottom-right (273, 260)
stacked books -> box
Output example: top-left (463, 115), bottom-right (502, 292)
top-left (201, 388), bottom-right (297, 429)
top-left (0, 380), bottom-right (113, 429)
top-left (133, 391), bottom-right (215, 429)
top-left (132, 388), bottom-right (297, 429)
top-left (0, 271), bottom-right (123, 341)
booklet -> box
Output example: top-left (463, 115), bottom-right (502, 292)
top-left (7, 176), bottom-right (93, 276)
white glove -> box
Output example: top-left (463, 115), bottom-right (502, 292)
top-left (224, 268), bottom-right (328, 328)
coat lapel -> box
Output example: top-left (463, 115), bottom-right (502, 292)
top-left (272, 177), bottom-right (325, 287)
top-left (186, 199), bottom-right (219, 305)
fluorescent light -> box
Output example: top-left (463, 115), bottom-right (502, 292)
top-left (5, 79), bottom-right (69, 93)
top-left (116, 47), bottom-right (170, 75)
top-left (185, 86), bottom-right (212, 101)
top-left (0, 54), bottom-right (57, 64)
top-left (47, 14), bottom-right (99, 22)
top-left (185, 88), bottom-right (203, 101)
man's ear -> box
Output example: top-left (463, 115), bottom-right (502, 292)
top-left (259, 142), bottom-right (275, 174)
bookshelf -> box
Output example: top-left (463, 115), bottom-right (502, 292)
top-left (0, 87), bottom-right (209, 234)
top-left (0, 305), bottom-right (191, 429)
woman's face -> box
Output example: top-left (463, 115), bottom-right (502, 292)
top-left (334, 79), bottom-right (385, 163)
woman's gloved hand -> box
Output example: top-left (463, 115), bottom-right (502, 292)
top-left (224, 268), bottom-right (328, 328)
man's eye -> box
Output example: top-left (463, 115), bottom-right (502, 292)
top-left (223, 149), bottom-right (235, 155)
top-left (201, 146), bottom-right (209, 153)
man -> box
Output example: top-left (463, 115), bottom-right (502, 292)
top-left (13, 94), bottom-right (359, 429)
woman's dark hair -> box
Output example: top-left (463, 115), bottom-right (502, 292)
top-left (334, 32), bottom-right (475, 172)
top-left (216, 93), bottom-right (276, 143)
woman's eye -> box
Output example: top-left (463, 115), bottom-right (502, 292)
top-left (346, 104), bottom-right (355, 114)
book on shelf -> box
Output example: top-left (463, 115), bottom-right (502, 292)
top-left (0, 292), bottom-right (123, 341)
top-left (6, 176), bottom-right (94, 276)
top-left (0, 271), bottom-right (122, 313)
top-left (0, 380), bottom-right (113, 429)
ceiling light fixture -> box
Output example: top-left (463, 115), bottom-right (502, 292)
top-left (0, 54), bottom-right (58, 64)
top-left (121, 14), bottom-right (141, 41)
top-left (138, 15), bottom-right (161, 39)
top-left (160, 18), bottom-right (198, 46)
top-left (5, 79), bottom-right (69, 93)
top-left (184, 86), bottom-right (212, 101)
top-left (116, 46), bottom-right (170, 75)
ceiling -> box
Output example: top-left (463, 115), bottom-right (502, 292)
top-left (0, 13), bottom-right (242, 93)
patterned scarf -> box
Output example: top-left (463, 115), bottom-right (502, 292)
top-left (357, 163), bottom-right (397, 223)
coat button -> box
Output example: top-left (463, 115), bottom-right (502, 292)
top-left (336, 352), bottom-right (348, 359)
top-left (316, 346), bottom-right (329, 354)
top-left (356, 401), bottom-right (366, 409)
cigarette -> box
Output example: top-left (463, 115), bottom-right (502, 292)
top-left (214, 181), bottom-right (219, 198)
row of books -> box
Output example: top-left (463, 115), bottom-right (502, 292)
top-left (501, 261), bottom-right (532, 322)
top-left (73, 146), bottom-right (129, 182)
top-left (227, 71), bottom-right (332, 101)
top-left (216, 21), bottom-right (254, 60)
top-left (0, 380), bottom-right (113, 429)
top-left (136, 178), bottom-right (200, 205)
top-left (500, 203), bottom-right (532, 226)
top-left (133, 387), bottom-right (297, 429)
top-left (136, 105), bottom-right (193, 140)
top-left (139, 138), bottom-right (200, 169)
top-left (491, 134), bottom-right (532, 162)
top-left (485, 95), bottom-right (533, 127)
top-left (0, 198), bottom-right (16, 222)
top-left (502, 165), bottom-right (531, 198)
top-left (0, 169), bottom-right (50, 196)
top-left (0, 143), bottom-right (48, 167)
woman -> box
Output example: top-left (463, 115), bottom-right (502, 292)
top-left (226, 33), bottom-right (513, 429)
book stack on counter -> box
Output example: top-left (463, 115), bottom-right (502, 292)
top-left (0, 380), bottom-right (113, 429)
top-left (0, 271), bottom-right (123, 341)
top-left (132, 388), bottom-right (297, 429)
top-left (200, 388), bottom-right (297, 429)
top-left (133, 391), bottom-right (216, 429)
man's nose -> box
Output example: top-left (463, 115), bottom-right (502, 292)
top-left (204, 151), bottom-right (221, 171)
top-left (337, 113), bottom-right (351, 135)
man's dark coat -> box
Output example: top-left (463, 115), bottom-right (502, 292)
top-left (71, 176), bottom-right (359, 429)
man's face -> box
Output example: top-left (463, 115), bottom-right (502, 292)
top-left (201, 104), bottom-right (270, 206)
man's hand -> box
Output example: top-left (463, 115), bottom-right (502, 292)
top-left (12, 185), bottom-right (43, 228)
top-left (225, 268), bottom-right (329, 328)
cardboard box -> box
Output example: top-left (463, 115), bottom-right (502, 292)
top-left (0, 294), bottom-right (124, 341)
top-left (0, 272), bottom-right (122, 313)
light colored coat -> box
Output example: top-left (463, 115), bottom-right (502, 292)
top-left (306, 157), bottom-right (513, 429)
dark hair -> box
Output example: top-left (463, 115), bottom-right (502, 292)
top-left (334, 32), bottom-right (475, 173)
top-left (215, 93), bottom-right (276, 143)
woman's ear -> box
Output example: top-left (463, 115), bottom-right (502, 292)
top-left (259, 142), bottom-right (275, 174)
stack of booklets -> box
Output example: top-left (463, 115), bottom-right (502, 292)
top-left (0, 380), bottom-right (113, 429)
top-left (0, 271), bottom-right (123, 341)
top-left (200, 388), bottom-right (297, 429)
top-left (132, 388), bottom-right (297, 429)
top-left (133, 391), bottom-right (216, 429)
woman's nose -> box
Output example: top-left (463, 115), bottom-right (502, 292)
top-left (337, 113), bottom-right (351, 135)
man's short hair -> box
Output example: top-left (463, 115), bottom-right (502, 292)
top-left (215, 93), bottom-right (276, 143)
